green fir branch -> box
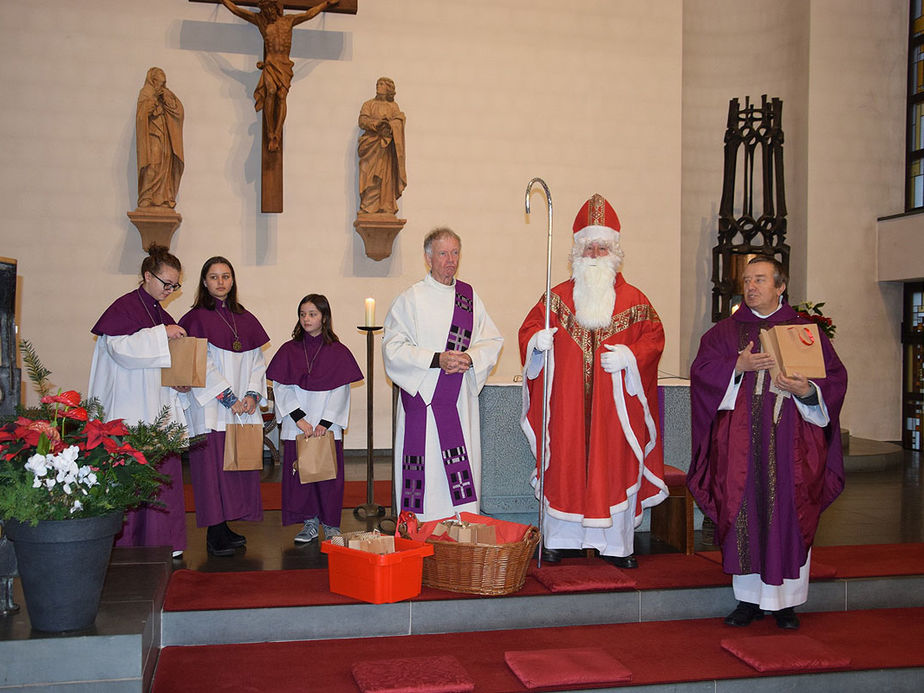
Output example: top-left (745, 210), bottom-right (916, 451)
top-left (19, 338), bottom-right (53, 398)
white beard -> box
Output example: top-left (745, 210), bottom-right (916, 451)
top-left (572, 257), bottom-right (617, 329)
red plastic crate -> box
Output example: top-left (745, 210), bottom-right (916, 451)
top-left (321, 536), bottom-right (434, 604)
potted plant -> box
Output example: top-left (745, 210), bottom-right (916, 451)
top-left (0, 341), bottom-right (186, 632)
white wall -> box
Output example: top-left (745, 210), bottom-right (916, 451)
top-left (0, 0), bottom-right (682, 448)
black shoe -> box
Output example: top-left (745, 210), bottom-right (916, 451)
top-left (724, 601), bottom-right (764, 627)
top-left (774, 607), bottom-right (800, 630)
top-left (222, 522), bottom-right (247, 548)
top-left (603, 554), bottom-right (638, 569)
top-left (206, 524), bottom-right (235, 557)
top-left (540, 547), bottom-right (562, 563)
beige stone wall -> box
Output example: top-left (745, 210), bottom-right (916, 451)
top-left (0, 0), bottom-right (682, 448)
top-left (0, 0), bottom-right (910, 444)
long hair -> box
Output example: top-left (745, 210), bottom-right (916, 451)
top-left (139, 243), bottom-right (181, 285)
top-left (292, 293), bottom-right (339, 345)
top-left (191, 256), bottom-right (245, 313)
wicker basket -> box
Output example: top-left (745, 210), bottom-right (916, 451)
top-left (399, 518), bottom-right (541, 596)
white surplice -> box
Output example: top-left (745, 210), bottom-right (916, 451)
top-left (383, 274), bottom-right (503, 521)
top-left (88, 324), bottom-right (187, 428)
top-left (184, 344), bottom-right (268, 435)
top-left (273, 383), bottom-right (351, 442)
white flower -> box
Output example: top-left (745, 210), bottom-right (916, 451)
top-left (44, 478), bottom-right (56, 489)
top-left (32, 476), bottom-right (43, 488)
top-left (25, 453), bottom-right (49, 477)
top-left (70, 500), bottom-right (83, 514)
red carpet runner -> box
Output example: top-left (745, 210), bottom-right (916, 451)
top-left (153, 607), bottom-right (924, 692)
top-left (162, 543), bottom-right (924, 612)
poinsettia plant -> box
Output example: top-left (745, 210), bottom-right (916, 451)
top-left (0, 341), bottom-right (187, 524)
top-left (794, 301), bottom-right (836, 339)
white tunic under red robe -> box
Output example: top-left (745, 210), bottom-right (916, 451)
top-left (519, 274), bottom-right (667, 557)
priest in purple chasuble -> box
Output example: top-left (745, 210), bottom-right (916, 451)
top-left (178, 257), bottom-right (269, 557)
top-left (88, 244), bottom-right (189, 555)
top-left (383, 228), bottom-right (503, 522)
top-left (519, 194), bottom-right (667, 569)
top-left (688, 256), bottom-right (847, 630)
top-left (267, 294), bottom-right (363, 543)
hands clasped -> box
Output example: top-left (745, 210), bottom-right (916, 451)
top-left (439, 350), bottom-right (472, 374)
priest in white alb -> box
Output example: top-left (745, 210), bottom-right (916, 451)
top-left (383, 227), bottom-right (503, 521)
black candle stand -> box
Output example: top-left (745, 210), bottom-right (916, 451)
top-left (353, 325), bottom-right (386, 521)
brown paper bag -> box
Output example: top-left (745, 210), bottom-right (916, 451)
top-left (223, 419), bottom-right (264, 471)
top-left (161, 337), bottom-right (208, 387)
top-left (295, 431), bottom-right (337, 484)
top-left (761, 324), bottom-right (826, 379)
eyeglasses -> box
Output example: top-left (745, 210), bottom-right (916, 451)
top-left (150, 272), bottom-right (181, 291)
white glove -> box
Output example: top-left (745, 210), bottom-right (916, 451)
top-left (535, 327), bottom-right (557, 352)
top-left (600, 344), bottom-right (632, 373)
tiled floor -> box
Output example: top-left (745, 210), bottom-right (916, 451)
top-left (173, 443), bottom-right (923, 573)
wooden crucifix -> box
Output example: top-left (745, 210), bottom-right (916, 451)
top-left (193, 0), bottom-right (358, 212)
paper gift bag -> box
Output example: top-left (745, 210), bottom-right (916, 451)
top-left (161, 337), bottom-right (207, 387)
top-left (760, 324), bottom-right (826, 379)
top-left (295, 431), bottom-right (337, 484)
top-left (223, 418), bottom-right (264, 471)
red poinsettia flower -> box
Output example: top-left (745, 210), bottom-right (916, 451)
top-left (41, 390), bottom-right (82, 407)
top-left (102, 438), bottom-right (148, 465)
top-left (83, 419), bottom-right (130, 450)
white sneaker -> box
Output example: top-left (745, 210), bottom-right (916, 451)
top-left (322, 524), bottom-right (341, 539)
top-left (294, 518), bottom-right (319, 544)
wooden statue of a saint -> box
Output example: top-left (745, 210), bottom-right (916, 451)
top-left (128, 67), bottom-right (185, 250)
top-left (354, 77), bottom-right (407, 261)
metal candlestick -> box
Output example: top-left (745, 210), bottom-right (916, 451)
top-left (354, 325), bottom-right (386, 520)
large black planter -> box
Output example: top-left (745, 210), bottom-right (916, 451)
top-left (4, 511), bottom-right (123, 632)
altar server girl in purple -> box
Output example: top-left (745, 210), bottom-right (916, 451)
top-left (266, 294), bottom-right (363, 544)
top-left (88, 244), bottom-right (189, 557)
top-left (179, 257), bottom-right (270, 557)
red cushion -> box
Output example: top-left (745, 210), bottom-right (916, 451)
top-left (504, 647), bottom-right (632, 688)
top-left (531, 564), bottom-right (637, 592)
top-left (662, 464), bottom-right (687, 486)
top-left (721, 635), bottom-right (851, 673)
top-left (351, 655), bottom-right (474, 693)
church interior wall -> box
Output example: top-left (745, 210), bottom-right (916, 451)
top-left (681, 0), bottom-right (908, 440)
top-left (0, 0), bottom-right (682, 449)
top-left (0, 0), bottom-right (908, 445)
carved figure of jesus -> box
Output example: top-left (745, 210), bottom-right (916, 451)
top-left (219, 0), bottom-right (338, 152)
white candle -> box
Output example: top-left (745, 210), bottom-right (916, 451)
top-left (364, 297), bottom-right (375, 326)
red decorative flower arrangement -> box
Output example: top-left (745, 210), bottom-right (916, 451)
top-left (0, 342), bottom-right (186, 524)
top-left (794, 301), bottom-right (836, 339)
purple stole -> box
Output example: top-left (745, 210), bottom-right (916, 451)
top-left (400, 280), bottom-right (477, 513)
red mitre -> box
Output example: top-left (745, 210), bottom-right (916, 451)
top-left (572, 193), bottom-right (621, 245)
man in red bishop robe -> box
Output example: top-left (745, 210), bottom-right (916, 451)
top-left (519, 193), bottom-right (667, 568)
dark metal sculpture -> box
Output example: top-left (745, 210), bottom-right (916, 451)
top-left (711, 95), bottom-right (790, 321)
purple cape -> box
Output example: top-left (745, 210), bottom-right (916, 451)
top-left (178, 303), bottom-right (269, 352)
top-left (266, 334), bottom-right (363, 391)
top-left (91, 288), bottom-right (176, 336)
top-left (687, 303), bottom-right (847, 584)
